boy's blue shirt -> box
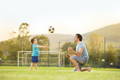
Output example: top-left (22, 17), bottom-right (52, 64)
top-left (32, 44), bottom-right (40, 56)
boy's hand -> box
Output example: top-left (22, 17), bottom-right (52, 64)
top-left (40, 46), bottom-right (48, 50)
top-left (44, 46), bottom-right (48, 48)
top-left (43, 46), bottom-right (49, 50)
top-left (39, 45), bottom-right (48, 49)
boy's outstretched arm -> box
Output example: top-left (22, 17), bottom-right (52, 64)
top-left (37, 45), bottom-right (48, 49)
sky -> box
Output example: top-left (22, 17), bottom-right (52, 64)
top-left (0, 0), bottom-right (120, 41)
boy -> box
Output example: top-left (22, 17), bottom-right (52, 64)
top-left (30, 38), bottom-right (47, 70)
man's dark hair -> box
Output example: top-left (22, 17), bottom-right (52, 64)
top-left (31, 38), bottom-right (35, 44)
top-left (76, 34), bottom-right (83, 41)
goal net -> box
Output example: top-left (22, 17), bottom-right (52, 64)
top-left (17, 51), bottom-right (65, 67)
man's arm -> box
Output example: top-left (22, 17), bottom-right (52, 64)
top-left (67, 47), bottom-right (83, 56)
top-left (76, 48), bottom-right (83, 56)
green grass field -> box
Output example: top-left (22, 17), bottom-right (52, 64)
top-left (0, 66), bottom-right (120, 80)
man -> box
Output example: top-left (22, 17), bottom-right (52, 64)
top-left (67, 34), bottom-right (91, 72)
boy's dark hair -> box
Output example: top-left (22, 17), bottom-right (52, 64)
top-left (31, 38), bottom-right (35, 44)
top-left (76, 34), bottom-right (83, 41)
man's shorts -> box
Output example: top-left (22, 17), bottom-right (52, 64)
top-left (32, 56), bottom-right (38, 63)
top-left (70, 56), bottom-right (88, 65)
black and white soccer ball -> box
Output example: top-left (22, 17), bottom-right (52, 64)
top-left (48, 26), bottom-right (55, 33)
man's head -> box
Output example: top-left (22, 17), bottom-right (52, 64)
top-left (31, 38), bottom-right (38, 44)
top-left (74, 34), bottom-right (83, 42)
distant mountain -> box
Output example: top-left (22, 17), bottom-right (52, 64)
top-left (44, 34), bottom-right (74, 51)
top-left (85, 23), bottom-right (120, 42)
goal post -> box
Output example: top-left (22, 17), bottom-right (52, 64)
top-left (17, 51), bottom-right (65, 67)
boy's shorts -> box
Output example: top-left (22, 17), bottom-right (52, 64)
top-left (32, 56), bottom-right (38, 63)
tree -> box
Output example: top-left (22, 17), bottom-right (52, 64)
top-left (18, 22), bottom-right (29, 51)
top-left (104, 44), bottom-right (117, 67)
top-left (86, 33), bottom-right (104, 66)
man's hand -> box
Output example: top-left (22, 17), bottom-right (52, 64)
top-left (66, 54), bottom-right (70, 58)
top-left (66, 47), bottom-right (76, 58)
top-left (67, 47), bottom-right (73, 52)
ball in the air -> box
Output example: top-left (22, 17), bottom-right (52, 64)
top-left (48, 26), bottom-right (55, 33)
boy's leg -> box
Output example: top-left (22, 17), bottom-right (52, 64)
top-left (35, 56), bottom-right (39, 70)
top-left (30, 63), bottom-right (35, 70)
top-left (35, 63), bottom-right (38, 70)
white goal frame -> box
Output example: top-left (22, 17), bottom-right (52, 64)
top-left (17, 51), bottom-right (65, 67)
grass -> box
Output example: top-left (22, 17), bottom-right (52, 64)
top-left (0, 66), bottom-right (120, 80)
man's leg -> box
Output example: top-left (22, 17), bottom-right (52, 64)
top-left (78, 60), bottom-right (92, 72)
top-left (70, 57), bottom-right (80, 71)
top-left (81, 67), bottom-right (92, 72)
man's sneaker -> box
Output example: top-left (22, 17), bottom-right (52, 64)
top-left (73, 68), bottom-right (77, 72)
top-left (88, 67), bottom-right (92, 72)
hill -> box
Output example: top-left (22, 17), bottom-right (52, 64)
top-left (86, 23), bottom-right (120, 42)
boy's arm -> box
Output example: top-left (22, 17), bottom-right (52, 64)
top-left (37, 45), bottom-right (48, 48)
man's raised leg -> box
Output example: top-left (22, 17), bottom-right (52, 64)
top-left (70, 57), bottom-right (81, 71)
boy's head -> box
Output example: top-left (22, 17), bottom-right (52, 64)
top-left (31, 38), bottom-right (38, 44)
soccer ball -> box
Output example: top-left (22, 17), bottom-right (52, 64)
top-left (48, 26), bottom-right (55, 33)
